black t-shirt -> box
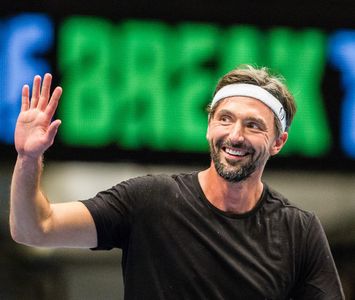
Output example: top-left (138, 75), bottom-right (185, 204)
top-left (82, 172), bottom-right (344, 300)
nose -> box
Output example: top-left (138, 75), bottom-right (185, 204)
top-left (228, 121), bottom-right (245, 143)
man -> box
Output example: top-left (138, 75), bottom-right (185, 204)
top-left (10, 65), bottom-right (344, 299)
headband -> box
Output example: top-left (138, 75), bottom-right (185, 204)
top-left (211, 83), bottom-right (287, 132)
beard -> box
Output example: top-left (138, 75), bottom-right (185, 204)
top-left (209, 138), bottom-right (268, 183)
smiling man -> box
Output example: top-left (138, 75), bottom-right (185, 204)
top-left (10, 65), bottom-right (344, 299)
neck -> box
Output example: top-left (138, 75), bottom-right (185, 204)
top-left (198, 165), bottom-right (264, 214)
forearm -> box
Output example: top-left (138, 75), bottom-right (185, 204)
top-left (10, 155), bottom-right (53, 246)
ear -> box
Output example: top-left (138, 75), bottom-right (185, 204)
top-left (206, 122), bottom-right (211, 141)
top-left (206, 117), bottom-right (211, 141)
top-left (270, 132), bottom-right (288, 156)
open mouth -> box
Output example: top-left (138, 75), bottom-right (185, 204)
top-left (223, 146), bottom-right (249, 158)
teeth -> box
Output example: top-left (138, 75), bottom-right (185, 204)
top-left (225, 148), bottom-right (246, 156)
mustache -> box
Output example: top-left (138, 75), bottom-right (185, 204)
top-left (216, 139), bottom-right (255, 153)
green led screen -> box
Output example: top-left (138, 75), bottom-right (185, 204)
top-left (58, 17), bottom-right (331, 156)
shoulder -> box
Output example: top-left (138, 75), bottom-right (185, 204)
top-left (115, 171), bottom-right (198, 195)
top-left (125, 171), bottom-right (196, 186)
top-left (263, 183), bottom-right (315, 229)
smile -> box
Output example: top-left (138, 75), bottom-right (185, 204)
top-left (224, 147), bottom-right (248, 157)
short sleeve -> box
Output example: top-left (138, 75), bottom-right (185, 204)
top-left (291, 215), bottom-right (345, 299)
top-left (81, 177), bottom-right (141, 250)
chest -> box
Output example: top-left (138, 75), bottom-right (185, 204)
top-left (130, 195), bottom-right (298, 298)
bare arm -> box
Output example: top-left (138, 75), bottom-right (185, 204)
top-left (10, 74), bottom-right (97, 248)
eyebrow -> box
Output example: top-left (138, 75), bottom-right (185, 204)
top-left (245, 116), bottom-right (268, 130)
top-left (216, 109), bottom-right (268, 129)
top-left (215, 109), bottom-right (234, 117)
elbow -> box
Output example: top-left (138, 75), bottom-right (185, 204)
top-left (10, 228), bottom-right (26, 245)
top-left (10, 226), bottom-right (32, 246)
top-left (10, 222), bottom-right (47, 247)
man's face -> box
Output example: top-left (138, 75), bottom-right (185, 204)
top-left (207, 96), bottom-right (285, 183)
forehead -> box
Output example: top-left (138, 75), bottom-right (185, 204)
top-left (212, 96), bottom-right (275, 125)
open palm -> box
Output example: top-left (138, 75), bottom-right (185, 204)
top-left (15, 74), bottom-right (62, 159)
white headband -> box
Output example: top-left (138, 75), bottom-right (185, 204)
top-left (211, 83), bottom-right (287, 132)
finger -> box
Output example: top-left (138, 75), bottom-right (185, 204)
top-left (30, 75), bottom-right (42, 109)
top-left (21, 84), bottom-right (30, 111)
top-left (45, 86), bottom-right (62, 120)
top-left (45, 119), bottom-right (61, 147)
top-left (38, 73), bottom-right (53, 111)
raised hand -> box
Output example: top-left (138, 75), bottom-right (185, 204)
top-left (15, 73), bottom-right (62, 159)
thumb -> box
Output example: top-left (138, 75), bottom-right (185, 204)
top-left (46, 119), bottom-right (61, 145)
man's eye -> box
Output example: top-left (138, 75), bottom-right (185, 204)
top-left (247, 122), bottom-right (260, 129)
top-left (220, 116), bottom-right (231, 123)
